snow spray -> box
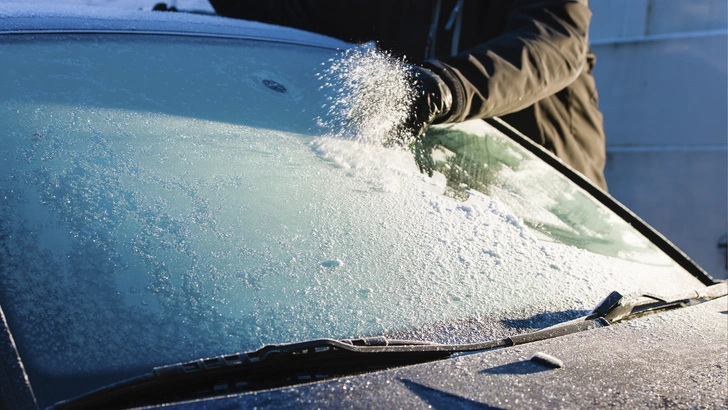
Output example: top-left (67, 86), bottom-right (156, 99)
top-left (317, 44), bottom-right (417, 147)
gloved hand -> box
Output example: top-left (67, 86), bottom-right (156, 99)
top-left (401, 65), bottom-right (453, 143)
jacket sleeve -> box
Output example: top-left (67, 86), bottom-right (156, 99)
top-left (424, 0), bottom-right (592, 123)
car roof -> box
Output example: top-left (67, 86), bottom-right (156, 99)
top-left (0, 3), bottom-right (351, 49)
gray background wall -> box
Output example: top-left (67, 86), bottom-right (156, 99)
top-left (589, 0), bottom-right (727, 279)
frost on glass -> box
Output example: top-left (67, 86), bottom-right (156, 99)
top-left (412, 123), bottom-right (674, 264)
top-left (0, 34), bottom-right (704, 405)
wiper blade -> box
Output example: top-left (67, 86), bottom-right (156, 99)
top-left (50, 320), bottom-right (607, 410)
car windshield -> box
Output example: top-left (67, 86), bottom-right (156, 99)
top-left (0, 33), bottom-right (705, 407)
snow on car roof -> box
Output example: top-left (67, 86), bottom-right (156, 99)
top-left (0, 3), bottom-right (351, 49)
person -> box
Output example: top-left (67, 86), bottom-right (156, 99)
top-left (208, 0), bottom-right (607, 190)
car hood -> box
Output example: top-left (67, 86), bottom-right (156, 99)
top-left (159, 297), bottom-right (727, 409)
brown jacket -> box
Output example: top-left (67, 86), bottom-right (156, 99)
top-left (210, 0), bottom-right (607, 189)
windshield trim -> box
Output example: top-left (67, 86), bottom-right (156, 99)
top-left (485, 117), bottom-right (717, 286)
top-left (0, 4), bottom-right (351, 51)
top-left (0, 29), bottom-right (347, 51)
top-left (0, 304), bottom-right (37, 410)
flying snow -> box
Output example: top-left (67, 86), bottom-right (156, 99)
top-left (317, 44), bottom-right (417, 147)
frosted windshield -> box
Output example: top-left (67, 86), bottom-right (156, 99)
top-left (0, 34), bottom-right (702, 406)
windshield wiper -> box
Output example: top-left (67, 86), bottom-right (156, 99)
top-left (51, 283), bottom-right (726, 410)
top-left (50, 320), bottom-right (606, 410)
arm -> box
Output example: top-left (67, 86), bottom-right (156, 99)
top-left (425, 0), bottom-right (592, 123)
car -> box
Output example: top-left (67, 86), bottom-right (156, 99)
top-left (0, 4), bottom-right (725, 410)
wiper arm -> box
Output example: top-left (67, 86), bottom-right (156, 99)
top-left (588, 282), bottom-right (727, 323)
top-left (51, 320), bottom-right (607, 410)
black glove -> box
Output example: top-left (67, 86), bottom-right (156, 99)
top-left (401, 65), bottom-right (453, 143)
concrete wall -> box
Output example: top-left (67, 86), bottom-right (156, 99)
top-left (589, 0), bottom-right (727, 279)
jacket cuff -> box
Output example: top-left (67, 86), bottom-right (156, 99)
top-left (422, 59), bottom-right (466, 123)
